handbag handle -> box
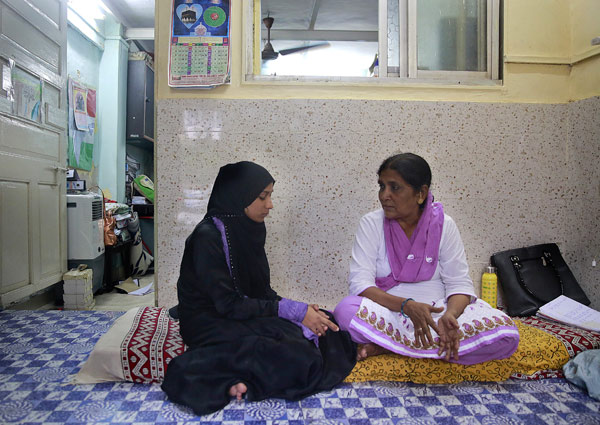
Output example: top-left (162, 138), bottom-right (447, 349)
top-left (509, 250), bottom-right (564, 301)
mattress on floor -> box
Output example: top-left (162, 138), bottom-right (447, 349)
top-left (1, 309), bottom-right (600, 425)
top-left (73, 306), bottom-right (600, 385)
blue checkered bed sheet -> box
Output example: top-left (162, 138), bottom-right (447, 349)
top-left (1, 310), bottom-right (599, 425)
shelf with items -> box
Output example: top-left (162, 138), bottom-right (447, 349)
top-left (130, 181), bottom-right (154, 257)
top-left (126, 56), bottom-right (154, 143)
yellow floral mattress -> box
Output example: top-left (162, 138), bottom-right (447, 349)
top-left (345, 320), bottom-right (569, 384)
top-left (78, 309), bottom-right (598, 386)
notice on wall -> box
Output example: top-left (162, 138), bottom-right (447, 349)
top-left (71, 82), bottom-right (88, 130)
top-left (168, 0), bottom-right (231, 88)
top-left (68, 79), bottom-right (95, 171)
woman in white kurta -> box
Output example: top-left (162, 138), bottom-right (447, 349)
top-left (333, 153), bottom-right (519, 364)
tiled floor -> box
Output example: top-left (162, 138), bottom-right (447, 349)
top-left (7, 274), bottom-right (156, 311)
top-left (2, 308), bottom-right (600, 425)
top-left (92, 274), bottom-right (156, 311)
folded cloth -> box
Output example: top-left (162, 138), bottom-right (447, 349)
top-left (563, 349), bottom-right (600, 400)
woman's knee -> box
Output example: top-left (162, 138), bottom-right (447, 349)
top-left (333, 295), bottom-right (363, 331)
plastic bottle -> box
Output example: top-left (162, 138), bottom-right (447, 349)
top-left (481, 266), bottom-right (498, 308)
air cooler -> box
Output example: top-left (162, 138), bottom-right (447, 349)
top-left (66, 193), bottom-right (105, 292)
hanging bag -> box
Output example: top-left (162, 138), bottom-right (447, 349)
top-left (491, 243), bottom-right (590, 317)
top-left (101, 189), bottom-right (117, 247)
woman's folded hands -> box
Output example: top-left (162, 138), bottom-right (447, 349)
top-left (436, 313), bottom-right (461, 361)
top-left (403, 300), bottom-right (443, 348)
top-left (302, 304), bottom-right (339, 336)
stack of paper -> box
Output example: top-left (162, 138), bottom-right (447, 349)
top-left (537, 295), bottom-right (600, 332)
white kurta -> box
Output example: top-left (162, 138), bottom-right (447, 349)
top-left (344, 209), bottom-right (519, 364)
top-left (349, 209), bottom-right (476, 302)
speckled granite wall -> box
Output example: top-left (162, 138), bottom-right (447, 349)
top-left (565, 97), bottom-right (600, 308)
top-left (155, 97), bottom-right (600, 310)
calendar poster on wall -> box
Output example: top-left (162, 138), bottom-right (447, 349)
top-left (168, 0), bottom-right (231, 88)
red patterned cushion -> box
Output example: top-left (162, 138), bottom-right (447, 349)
top-left (510, 316), bottom-right (600, 380)
top-left (116, 308), bottom-right (600, 383)
top-left (120, 307), bottom-right (186, 383)
top-left (519, 316), bottom-right (600, 357)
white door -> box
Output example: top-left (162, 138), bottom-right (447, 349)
top-left (0, 0), bottom-right (68, 307)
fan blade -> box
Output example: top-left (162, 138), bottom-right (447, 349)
top-left (278, 42), bottom-right (330, 56)
top-left (261, 41), bottom-right (279, 60)
top-left (261, 15), bottom-right (278, 60)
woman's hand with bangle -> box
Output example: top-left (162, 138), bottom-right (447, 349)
top-left (302, 305), bottom-right (339, 336)
top-left (403, 300), bottom-right (443, 348)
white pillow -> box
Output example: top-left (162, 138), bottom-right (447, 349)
top-left (72, 307), bottom-right (141, 383)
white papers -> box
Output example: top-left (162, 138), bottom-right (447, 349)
top-left (132, 196), bottom-right (148, 205)
top-left (128, 282), bottom-right (154, 296)
top-left (537, 295), bottom-right (600, 332)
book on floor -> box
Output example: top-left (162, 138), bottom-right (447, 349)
top-left (536, 295), bottom-right (600, 332)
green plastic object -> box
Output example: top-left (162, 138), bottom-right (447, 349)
top-left (133, 175), bottom-right (155, 204)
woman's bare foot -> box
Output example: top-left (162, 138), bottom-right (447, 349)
top-left (228, 382), bottom-right (247, 400)
top-left (356, 343), bottom-right (390, 361)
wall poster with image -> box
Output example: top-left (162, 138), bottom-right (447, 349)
top-left (67, 79), bottom-right (96, 171)
top-left (12, 66), bottom-right (41, 122)
top-left (72, 82), bottom-right (88, 131)
top-left (168, 0), bottom-right (231, 87)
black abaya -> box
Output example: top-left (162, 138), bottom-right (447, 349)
top-left (161, 162), bottom-right (356, 415)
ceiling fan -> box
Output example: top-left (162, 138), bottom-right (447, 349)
top-left (261, 16), bottom-right (330, 61)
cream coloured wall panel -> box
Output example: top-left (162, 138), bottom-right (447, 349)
top-left (570, 0), bottom-right (600, 56)
top-left (504, 0), bottom-right (571, 60)
top-left (156, 0), bottom-right (599, 104)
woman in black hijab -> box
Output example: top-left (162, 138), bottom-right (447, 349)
top-left (161, 161), bottom-right (356, 415)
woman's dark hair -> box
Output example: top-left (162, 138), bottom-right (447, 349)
top-left (378, 153), bottom-right (432, 193)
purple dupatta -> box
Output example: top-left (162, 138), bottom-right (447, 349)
top-left (375, 192), bottom-right (444, 291)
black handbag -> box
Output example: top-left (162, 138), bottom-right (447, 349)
top-left (490, 243), bottom-right (590, 317)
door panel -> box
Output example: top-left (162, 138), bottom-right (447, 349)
top-left (0, 1), bottom-right (66, 92)
top-left (39, 183), bottom-right (61, 280)
top-left (1, 6), bottom-right (61, 71)
top-left (0, 180), bottom-right (30, 293)
top-left (44, 83), bottom-right (61, 109)
top-left (9, 0), bottom-right (62, 26)
top-left (0, 114), bottom-right (61, 160)
top-left (4, 0), bottom-right (62, 28)
top-left (0, 0), bottom-right (66, 307)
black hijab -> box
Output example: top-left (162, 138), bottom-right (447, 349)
top-left (205, 161), bottom-right (275, 299)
